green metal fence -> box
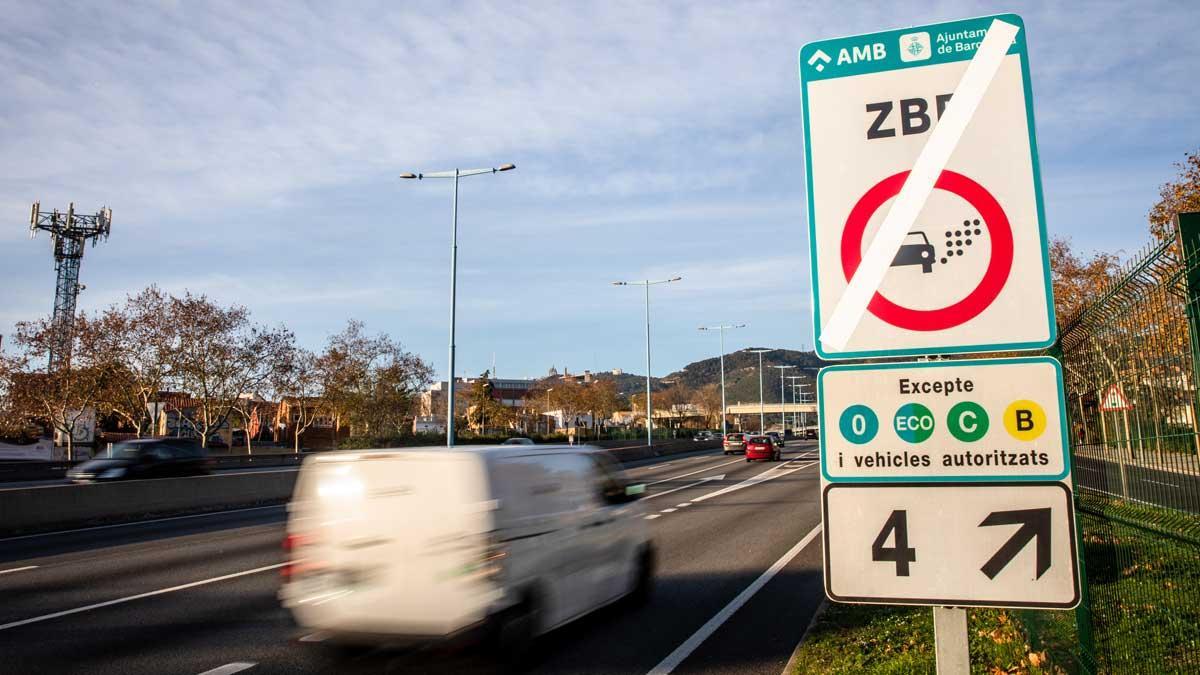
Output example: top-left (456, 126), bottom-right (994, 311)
top-left (1054, 213), bottom-right (1200, 673)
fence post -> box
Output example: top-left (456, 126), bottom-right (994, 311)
top-left (1174, 212), bottom-right (1200, 459)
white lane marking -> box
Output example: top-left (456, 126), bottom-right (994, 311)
top-left (643, 474), bottom-right (725, 502)
top-left (0, 504), bottom-right (286, 543)
top-left (298, 631), bottom-right (329, 643)
top-left (645, 457), bottom-right (744, 486)
top-left (644, 515), bottom-right (661, 520)
top-left (647, 523), bottom-right (824, 675)
top-left (691, 462), bottom-right (816, 504)
top-left (820, 18), bottom-right (1021, 350)
top-left (0, 562), bottom-right (287, 632)
top-left (661, 508), bottom-right (677, 514)
top-left (676, 503), bottom-right (692, 508)
top-left (198, 663), bottom-right (257, 675)
top-left (1146, 480), bottom-right (1179, 488)
top-left (0, 566), bottom-right (38, 575)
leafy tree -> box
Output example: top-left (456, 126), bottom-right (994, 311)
top-left (1049, 236), bottom-right (1121, 325)
top-left (1149, 148), bottom-right (1200, 241)
top-left (321, 321), bottom-right (433, 438)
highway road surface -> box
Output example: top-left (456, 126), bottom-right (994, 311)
top-left (0, 444), bottom-right (825, 675)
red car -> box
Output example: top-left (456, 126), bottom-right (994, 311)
top-left (744, 435), bottom-right (781, 462)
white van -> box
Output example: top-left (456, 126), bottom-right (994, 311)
top-left (279, 445), bottom-right (654, 657)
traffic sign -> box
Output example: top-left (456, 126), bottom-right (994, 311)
top-left (800, 14), bottom-right (1055, 359)
top-left (1100, 383), bottom-right (1132, 411)
top-left (822, 482), bottom-right (1080, 608)
top-left (818, 356), bottom-right (1069, 482)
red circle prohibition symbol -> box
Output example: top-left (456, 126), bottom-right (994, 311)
top-left (840, 170), bottom-right (1014, 332)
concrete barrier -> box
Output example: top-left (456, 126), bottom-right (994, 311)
top-left (0, 469), bottom-right (298, 535)
top-left (0, 441), bottom-right (725, 536)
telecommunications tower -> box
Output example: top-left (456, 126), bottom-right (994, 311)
top-left (28, 202), bottom-right (113, 370)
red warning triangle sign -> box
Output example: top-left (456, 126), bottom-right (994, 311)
top-left (1100, 384), bottom-right (1131, 411)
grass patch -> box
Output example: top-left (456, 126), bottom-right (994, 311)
top-left (791, 602), bottom-right (1068, 674)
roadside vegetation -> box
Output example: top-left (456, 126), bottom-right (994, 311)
top-left (791, 603), bottom-right (1068, 674)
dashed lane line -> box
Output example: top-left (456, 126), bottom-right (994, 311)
top-left (197, 663), bottom-right (256, 675)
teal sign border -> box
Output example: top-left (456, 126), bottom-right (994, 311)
top-left (817, 356), bottom-right (1071, 483)
top-left (799, 13), bottom-right (1057, 360)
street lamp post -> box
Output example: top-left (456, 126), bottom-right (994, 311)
top-left (698, 323), bottom-right (746, 439)
top-left (401, 164), bottom-right (515, 448)
top-left (746, 349), bottom-right (773, 432)
top-left (612, 277), bottom-right (682, 447)
top-left (796, 383), bottom-right (813, 431)
top-left (787, 375), bottom-right (804, 431)
top-left (771, 365), bottom-right (796, 434)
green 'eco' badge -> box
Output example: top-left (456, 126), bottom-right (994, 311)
top-left (893, 403), bottom-right (934, 443)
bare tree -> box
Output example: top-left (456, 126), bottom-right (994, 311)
top-left (85, 287), bottom-right (174, 438)
top-left (9, 319), bottom-right (108, 460)
top-left (272, 346), bottom-right (325, 453)
top-left (167, 293), bottom-right (293, 449)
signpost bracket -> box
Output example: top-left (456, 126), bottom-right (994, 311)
top-left (933, 606), bottom-right (969, 675)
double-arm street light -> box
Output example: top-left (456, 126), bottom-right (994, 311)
top-left (787, 375), bottom-right (804, 431)
top-left (771, 365), bottom-right (796, 433)
top-left (746, 348), bottom-right (774, 432)
top-left (401, 164), bottom-right (516, 448)
top-left (612, 277), bottom-right (682, 447)
top-left (698, 323), bottom-right (746, 439)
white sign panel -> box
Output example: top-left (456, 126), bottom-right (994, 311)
top-left (818, 357), bottom-right (1069, 482)
top-left (800, 14), bottom-right (1055, 359)
top-left (823, 482), bottom-right (1080, 608)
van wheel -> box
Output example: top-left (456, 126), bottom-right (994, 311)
top-left (629, 546), bottom-right (655, 606)
top-left (494, 596), bottom-right (540, 668)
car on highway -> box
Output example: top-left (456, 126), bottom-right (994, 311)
top-left (722, 432), bottom-right (747, 454)
top-left (501, 437), bottom-right (535, 446)
top-left (766, 431), bottom-right (785, 448)
top-left (693, 430), bottom-right (716, 441)
top-left (801, 427), bottom-right (819, 440)
top-left (66, 438), bottom-right (211, 483)
top-left (744, 435), bottom-right (781, 462)
top-left (280, 444), bottom-right (654, 662)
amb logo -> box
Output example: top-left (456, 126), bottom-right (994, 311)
top-left (837, 42), bottom-right (887, 66)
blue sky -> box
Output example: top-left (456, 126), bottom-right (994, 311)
top-left (1, 1), bottom-right (1197, 381)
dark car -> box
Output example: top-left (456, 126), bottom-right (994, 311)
top-left (766, 431), bottom-right (786, 448)
top-left (67, 438), bottom-right (211, 483)
top-left (891, 231), bottom-right (935, 273)
top-left (694, 430), bottom-right (716, 441)
top-left (801, 427), bottom-right (819, 440)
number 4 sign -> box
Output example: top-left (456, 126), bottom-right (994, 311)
top-left (823, 482), bottom-right (1080, 608)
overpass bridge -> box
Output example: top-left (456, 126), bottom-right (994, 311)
top-left (725, 402), bottom-right (818, 415)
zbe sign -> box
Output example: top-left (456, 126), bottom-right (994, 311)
top-left (800, 13), bottom-right (1055, 359)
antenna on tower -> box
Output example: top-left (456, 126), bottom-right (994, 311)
top-left (28, 201), bottom-right (113, 371)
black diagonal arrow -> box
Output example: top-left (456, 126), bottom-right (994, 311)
top-left (979, 508), bottom-right (1052, 580)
